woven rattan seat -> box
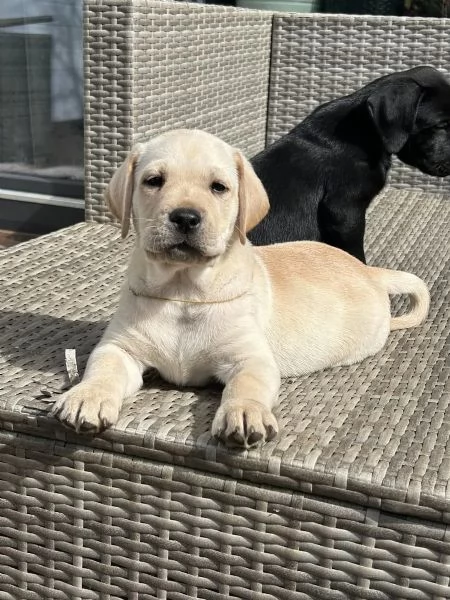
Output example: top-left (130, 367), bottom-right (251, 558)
top-left (0, 2), bottom-right (448, 598)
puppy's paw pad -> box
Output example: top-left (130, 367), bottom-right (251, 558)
top-left (265, 424), bottom-right (277, 442)
top-left (51, 384), bottom-right (119, 433)
top-left (212, 399), bottom-right (278, 449)
top-left (247, 429), bottom-right (264, 446)
top-left (227, 429), bottom-right (246, 447)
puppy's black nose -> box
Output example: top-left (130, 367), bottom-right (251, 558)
top-left (169, 208), bottom-right (201, 234)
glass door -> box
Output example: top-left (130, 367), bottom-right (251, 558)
top-left (0, 0), bottom-right (84, 234)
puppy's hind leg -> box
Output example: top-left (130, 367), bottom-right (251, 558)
top-left (51, 343), bottom-right (144, 433)
top-left (212, 344), bottom-right (280, 449)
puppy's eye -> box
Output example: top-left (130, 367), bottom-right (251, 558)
top-left (211, 181), bottom-right (228, 193)
top-left (145, 175), bottom-right (164, 188)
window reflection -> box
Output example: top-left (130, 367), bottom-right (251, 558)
top-left (0, 0), bottom-right (83, 199)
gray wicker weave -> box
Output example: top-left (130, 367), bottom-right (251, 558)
top-left (0, 188), bottom-right (449, 599)
top-left (84, 0), bottom-right (272, 223)
top-left (0, 2), bottom-right (449, 599)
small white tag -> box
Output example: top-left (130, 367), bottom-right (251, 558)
top-left (65, 348), bottom-right (80, 385)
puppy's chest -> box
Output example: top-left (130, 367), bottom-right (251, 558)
top-left (135, 302), bottom-right (224, 386)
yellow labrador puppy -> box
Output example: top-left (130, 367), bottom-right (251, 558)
top-left (52, 129), bottom-right (430, 448)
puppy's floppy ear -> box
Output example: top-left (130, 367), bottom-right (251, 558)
top-left (235, 150), bottom-right (269, 244)
top-left (406, 65), bottom-right (446, 88)
top-left (367, 81), bottom-right (425, 154)
top-left (104, 147), bottom-right (141, 238)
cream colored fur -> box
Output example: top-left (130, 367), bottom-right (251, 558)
top-left (52, 129), bottom-right (430, 448)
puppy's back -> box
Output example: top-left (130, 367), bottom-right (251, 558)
top-left (255, 242), bottom-right (393, 376)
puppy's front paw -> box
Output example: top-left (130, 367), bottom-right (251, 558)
top-left (212, 399), bottom-right (278, 449)
top-left (51, 383), bottom-right (120, 433)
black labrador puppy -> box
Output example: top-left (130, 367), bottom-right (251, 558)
top-left (249, 66), bottom-right (450, 262)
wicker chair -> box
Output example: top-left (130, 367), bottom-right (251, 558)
top-left (0, 2), bottom-right (449, 598)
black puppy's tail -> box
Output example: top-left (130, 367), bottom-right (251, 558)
top-left (373, 268), bottom-right (430, 331)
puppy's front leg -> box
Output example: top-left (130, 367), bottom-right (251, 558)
top-left (212, 351), bottom-right (280, 449)
top-left (51, 343), bottom-right (143, 433)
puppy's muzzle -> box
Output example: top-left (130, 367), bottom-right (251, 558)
top-left (144, 207), bottom-right (217, 264)
top-left (169, 208), bottom-right (201, 234)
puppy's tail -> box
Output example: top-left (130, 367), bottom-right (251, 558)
top-left (372, 268), bottom-right (430, 331)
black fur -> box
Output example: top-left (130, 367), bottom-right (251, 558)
top-left (249, 66), bottom-right (450, 262)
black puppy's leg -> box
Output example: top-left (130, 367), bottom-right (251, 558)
top-left (318, 192), bottom-right (368, 263)
top-left (341, 232), bottom-right (366, 263)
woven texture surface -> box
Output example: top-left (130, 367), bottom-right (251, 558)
top-left (84, 0), bottom-right (133, 224)
top-left (0, 187), bottom-right (449, 518)
top-left (84, 0), bottom-right (271, 223)
top-left (1, 429), bottom-right (449, 600)
top-left (0, 187), bottom-right (449, 598)
top-left (267, 13), bottom-right (450, 194)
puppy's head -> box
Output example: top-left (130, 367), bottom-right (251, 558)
top-left (367, 66), bottom-right (450, 177)
top-left (105, 129), bottom-right (269, 265)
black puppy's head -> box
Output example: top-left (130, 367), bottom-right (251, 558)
top-left (367, 66), bottom-right (450, 177)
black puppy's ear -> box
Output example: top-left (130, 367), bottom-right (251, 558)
top-left (406, 65), bottom-right (446, 87)
top-left (367, 82), bottom-right (424, 154)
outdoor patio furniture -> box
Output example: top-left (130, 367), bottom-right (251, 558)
top-left (0, 2), bottom-right (448, 598)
